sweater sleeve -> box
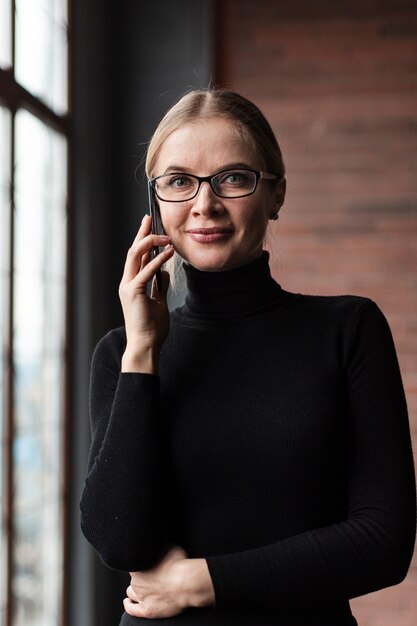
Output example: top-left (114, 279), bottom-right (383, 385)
top-left (79, 329), bottom-right (169, 571)
top-left (206, 300), bottom-right (416, 609)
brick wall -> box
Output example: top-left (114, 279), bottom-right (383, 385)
top-left (215, 1), bottom-right (417, 623)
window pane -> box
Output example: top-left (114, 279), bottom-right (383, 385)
top-left (0, 103), bottom-right (11, 626)
top-left (13, 109), bottom-right (67, 626)
top-left (15, 0), bottom-right (68, 114)
top-left (0, 0), bottom-right (12, 69)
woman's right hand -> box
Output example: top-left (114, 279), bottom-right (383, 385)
top-left (119, 215), bottom-right (175, 374)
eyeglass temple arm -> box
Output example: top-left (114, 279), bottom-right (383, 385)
top-left (260, 172), bottom-right (284, 182)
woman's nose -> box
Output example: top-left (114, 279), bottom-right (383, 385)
top-left (191, 181), bottom-right (225, 216)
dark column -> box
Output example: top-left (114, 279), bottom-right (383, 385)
top-left (68, 2), bottom-right (213, 625)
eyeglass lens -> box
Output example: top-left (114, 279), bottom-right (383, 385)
top-left (154, 169), bottom-right (257, 201)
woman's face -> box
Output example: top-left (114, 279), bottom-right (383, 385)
top-left (152, 117), bottom-right (284, 272)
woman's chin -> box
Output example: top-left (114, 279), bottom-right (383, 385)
top-left (177, 248), bottom-right (235, 272)
top-left (183, 259), bottom-right (232, 272)
top-left (178, 245), bottom-right (262, 273)
top-left (183, 256), bottom-right (248, 273)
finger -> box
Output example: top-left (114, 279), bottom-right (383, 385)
top-left (133, 214), bottom-right (152, 244)
top-left (127, 215), bottom-right (152, 263)
top-left (121, 235), bottom-right (171, 283)
top-left (123, 597), bottom-right (144, 617)
top-left (131, 245), bottom-right (174, 288)
top-left (126, 585), bottom-right (139, 602)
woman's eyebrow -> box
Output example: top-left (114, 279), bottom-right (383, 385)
top-left (163, 165), bottom-right (192, 174)
top-left (163, 162), bottom-right (253, 175)
top-left (214, 162), bottom-right (253, 173)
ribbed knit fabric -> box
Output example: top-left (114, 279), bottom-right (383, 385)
top-left (80, 252), bottom-right (416, 626)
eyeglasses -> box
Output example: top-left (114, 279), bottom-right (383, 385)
top-left (149, 168), bottom-right (280, 202)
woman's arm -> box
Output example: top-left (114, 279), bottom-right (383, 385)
top-left (79, 331), bottom-right (170, 570)
top-left (80, 216), bottom-right (175, 571)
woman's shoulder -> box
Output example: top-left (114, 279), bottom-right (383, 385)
top-left (287, 291), bottom-right (391, 337)
top-left (293, 291), bottom-right (375, 315)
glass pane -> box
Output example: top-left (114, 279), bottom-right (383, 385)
top-left (0, 0), bottom-right (12, 69)
top-left (0, 103), bottom-right (11, 626)
top-left (15, 0), bottom-right (68, 114)
top-left (13, 109), bottom-right (67, 626)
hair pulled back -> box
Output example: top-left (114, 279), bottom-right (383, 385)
top-left (145, 88), bottom-right (285, 179)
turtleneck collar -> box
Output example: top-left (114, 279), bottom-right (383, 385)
top-left (182, 251), bottom-right (285, 319)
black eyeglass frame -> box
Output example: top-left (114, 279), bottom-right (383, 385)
top-left (148, 168), bottom-right (283, 202)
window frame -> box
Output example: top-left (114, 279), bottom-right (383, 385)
top-left (0, 1), bottom-right (72, 624)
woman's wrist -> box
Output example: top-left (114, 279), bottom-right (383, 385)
top-left (179, 558), bottom-right (215, 609)
top-left (121, 345), bottom-right (160, 374)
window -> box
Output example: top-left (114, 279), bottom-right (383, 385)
top-left (0, 2), bottom-right (69, 625)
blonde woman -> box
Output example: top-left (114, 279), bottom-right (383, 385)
top-left (80, 89), bottom-right (416, 625)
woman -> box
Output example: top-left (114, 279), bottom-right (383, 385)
top-left (80, 89), bottom-right (416, 625)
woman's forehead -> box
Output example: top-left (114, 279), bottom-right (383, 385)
top-left (154, 118), bottom-right (261, 174)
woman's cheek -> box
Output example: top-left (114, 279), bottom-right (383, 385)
top-left (160, 210), bottom-right (185, 237)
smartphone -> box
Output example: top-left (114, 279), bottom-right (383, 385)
top-left (147, 181), bottom-right (162, 292)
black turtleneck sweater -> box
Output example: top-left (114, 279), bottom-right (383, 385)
top-left (80, 252), bottom-right (416, 626)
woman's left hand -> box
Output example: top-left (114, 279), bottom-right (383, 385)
top-left (123, 545), bottom-right (215, 619)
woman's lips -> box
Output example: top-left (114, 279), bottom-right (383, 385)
top-left (187, 228), bottom-right (233, 243)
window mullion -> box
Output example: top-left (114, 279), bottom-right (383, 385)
top-left (4, 107), bottom-right (15, 626)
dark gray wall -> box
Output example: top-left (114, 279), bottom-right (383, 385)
top-left (69, 2), bottom-right (213, 625)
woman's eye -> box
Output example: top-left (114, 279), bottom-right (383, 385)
top-left (221, 171), bottom-right (248, 185)
top-left (169, 175), bottom-right (192, 188)
top-left (227, 173), bottom-right (242, 183)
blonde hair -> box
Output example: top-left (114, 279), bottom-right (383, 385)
top-left (145, 88), bottom-right (285, 179)
top-left (145, 88), bottom-right (285, 290)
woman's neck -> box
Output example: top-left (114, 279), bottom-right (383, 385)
top-left (182, 251), bottom-right (285, 319)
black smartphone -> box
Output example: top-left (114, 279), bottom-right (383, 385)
top-left (147, 181), bottom-right (162, 292)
